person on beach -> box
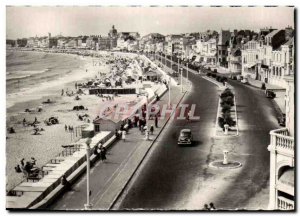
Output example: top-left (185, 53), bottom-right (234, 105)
top-left (203, 204), bottom-right (210, 211)
top-left (61, 89), bottom-right (64, 96)
top-left (15, 165), bottom-right (22, 173)
top-left (209, 203), bottom-right (216, 210)
top-left (65, 125), bottom-right (68, 132)
top-left (30, 157), bottom-right (36, 166)
top-left (23, 118), bottom-right (27, 126)
top-left (68, 125), bottom-right (71, 132)
top-left (75, 82), bottom-right (77, 89)
top-left (20, 158), bottom-right (25, 167)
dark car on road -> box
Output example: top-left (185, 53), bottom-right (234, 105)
top-left (178, 129), bottom-right (193, 145)
top-left (266, 89), bottom-right (276, 99)
top-left (278, 114), bottom-right (286, 127)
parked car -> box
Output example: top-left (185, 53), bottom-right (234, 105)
top-left (237, 75), bottom-right (243, 81)
top-left (178, 129), bottom-right (193, 145)
top-left (241, 77), bottom-right (248, 84)
top-left (266, 89), bottom-right (276, 99)
top-left (277, 114), bottom-right (286, 127)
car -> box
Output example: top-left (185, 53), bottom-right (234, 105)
top-left (278, 114), bottom-right (286, 127)
top-left (241, 78), bottom-right (248, 84)
top-left (266, 89), bottom-right (276, 99)
top-left (178, 129), bottom-right (193, 145)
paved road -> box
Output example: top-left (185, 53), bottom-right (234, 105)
top-left (114, 55), bottom-right (279, 210)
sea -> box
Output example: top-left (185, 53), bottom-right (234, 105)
top-left (6, 51), bottom-right (85, 110)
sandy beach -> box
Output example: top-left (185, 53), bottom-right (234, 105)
top-left (6, 50), bottom-right (123, 191)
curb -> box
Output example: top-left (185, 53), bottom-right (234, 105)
top-left (109, 90), bottom-right (187, 210)
top-left (202, 75), bottom-right (238, 137)
top-left (209, 160), bottom-right (242, 169)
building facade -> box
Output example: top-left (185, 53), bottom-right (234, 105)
top-left (217, 30), bottom-right (231, 68)
top-left (268, 75), bottom-right (294, 210)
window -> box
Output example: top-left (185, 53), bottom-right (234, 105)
top-left (95, 124), bottom-right (100, 132)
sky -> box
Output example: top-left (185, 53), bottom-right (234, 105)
top-left (6, 6), bottom-right (295, 39)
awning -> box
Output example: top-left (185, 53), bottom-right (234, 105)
top-left (279, 168), bottom-right (294, 187)
top-left (261, 64), bottom-right (269, 69)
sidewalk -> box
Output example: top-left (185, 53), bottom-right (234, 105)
top-left (48, 84), bottom-right (185, 210)
top-left (246, 77), bottom-right (286, 114)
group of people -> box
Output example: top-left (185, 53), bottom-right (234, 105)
top-left (61, 88), bottom-right (75, 97)
top-left (203, 202), bottom-right (216, 211)
top-left (93, 144), bottom-right (107, 162)
top-left (65, 125), bottom-right (74, 132)
top-left (96, 93), bottom-right (115, 101)
top-left (15, 157), bottom-right (38, 175)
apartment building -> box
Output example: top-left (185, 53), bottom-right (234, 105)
top-left (268, 75), bottom-right (294, 210)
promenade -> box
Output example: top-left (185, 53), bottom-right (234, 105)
top-left (6, 52), bottom-right (187, 210)
top-left (49, 83), bottom-right (185, 210)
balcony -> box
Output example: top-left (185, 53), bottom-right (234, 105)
top-left (277, 196), bottom-right (294, 210)
top-left (269, 128), bottom-right (294, 156)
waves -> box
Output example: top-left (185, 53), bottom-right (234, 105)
top-left (6, 68), bottom-right (50, 81)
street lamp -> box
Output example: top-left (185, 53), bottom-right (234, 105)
top-left (186, 62), bottom-right (189, 81)
top-left (145, 93), bottom-right (150, 140)
top-left (168, 76), bottom-right (171, 108)
top-left (84, 138), bottom-right (93, 210)
top-left (180, 68), bottom-right (183, 93)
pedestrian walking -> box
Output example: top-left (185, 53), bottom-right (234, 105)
top-left (122, 130), bottom-right (126, 142)
top-left (100, 148), bottom-right (107, 162)
top-left (155, 115), bottom-right (158, 128)
top-left (115, 129), bottom-right (120, 139)
top-left (61, 175), bottom-right (71, 191)
top-left (93, 145), bottom-right (100, 159)
top-left (150, 125), bottom-right (154, 135)
top-left (100, 144), bottom-right (107, 155)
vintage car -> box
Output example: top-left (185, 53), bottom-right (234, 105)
top-left (178, 129), bottom-right (193, 145)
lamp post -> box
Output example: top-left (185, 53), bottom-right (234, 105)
top-left (171, 54), bottom-right (173, 72)
top-left (168, 76), bottom-right (171, 108)
top-left (180, 68), bottom-right (183, 93)
top-left (186, 62), bottom-right (189, 81)
top-left (84, 138), bottom-right (93, 210)
top-left (177, 58), bottom-right (180, 77)
top-left (165, 53), bottom-right (167, 67)
top-left (145, 94), bottom-right (150, 140)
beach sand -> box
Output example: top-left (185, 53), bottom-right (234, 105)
top-left (6, 52), bottom-right (138, 191)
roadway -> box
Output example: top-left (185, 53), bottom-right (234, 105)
top-left (113, 54), bottom-right (280, 210)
